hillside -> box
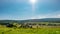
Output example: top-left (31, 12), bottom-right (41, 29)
top-left (0, 18), bottom-right (60, 25)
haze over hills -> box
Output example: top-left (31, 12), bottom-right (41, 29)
top-left (29, 18), bottom-right (60, 22)
top-left (0, 18), bottom-right (60, 24)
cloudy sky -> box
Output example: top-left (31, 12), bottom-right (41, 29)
top-left (0, 0), bottom-right (60, 20)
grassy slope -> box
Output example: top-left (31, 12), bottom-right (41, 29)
top-left (0, 26), bottom-right (60, 34)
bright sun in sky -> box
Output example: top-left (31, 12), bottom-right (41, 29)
top-left (30, 0), bottom-right (36, 4)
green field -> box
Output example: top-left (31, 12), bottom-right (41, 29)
top-left (0, 26), bottom-right (60, 34)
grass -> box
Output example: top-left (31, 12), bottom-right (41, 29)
top-left (0, 26), bottom-right (60, 34)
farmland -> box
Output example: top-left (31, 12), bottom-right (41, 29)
top-left (0, 19), bottom-right (60, 34)
top-left (0, 26), bottom-right (60, 34)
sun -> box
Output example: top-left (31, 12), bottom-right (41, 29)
top-left (30, 0), bottom-right (36, 4)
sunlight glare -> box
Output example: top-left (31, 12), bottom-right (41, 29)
top-left (30, 0), bottom-right (37, 4)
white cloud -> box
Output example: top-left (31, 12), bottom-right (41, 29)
top-left (30, 15), bottom-right (48, 19)
top-left (29, 10), bottom-right (60, 19)
top-left (58, 15), bottom-right (60, 17)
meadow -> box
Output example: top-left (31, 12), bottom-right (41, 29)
top-left (0, 26), bottom-right (60, 34)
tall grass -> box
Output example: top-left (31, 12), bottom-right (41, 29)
top-left (0, 26), bottom-right (60, 34)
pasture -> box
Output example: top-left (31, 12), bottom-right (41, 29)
top-left (0, 26), bottom-right (60, 34)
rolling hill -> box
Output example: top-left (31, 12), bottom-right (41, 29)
top-left (0, 18), bottom-right (60, 25)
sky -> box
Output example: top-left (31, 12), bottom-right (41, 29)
top-left (0, 0), bottom-right (60, 20)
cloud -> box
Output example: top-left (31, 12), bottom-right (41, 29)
top-left (30, 15), bottom-right (48, 19)
top-left (29, 10), bottom-right (60, 19)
